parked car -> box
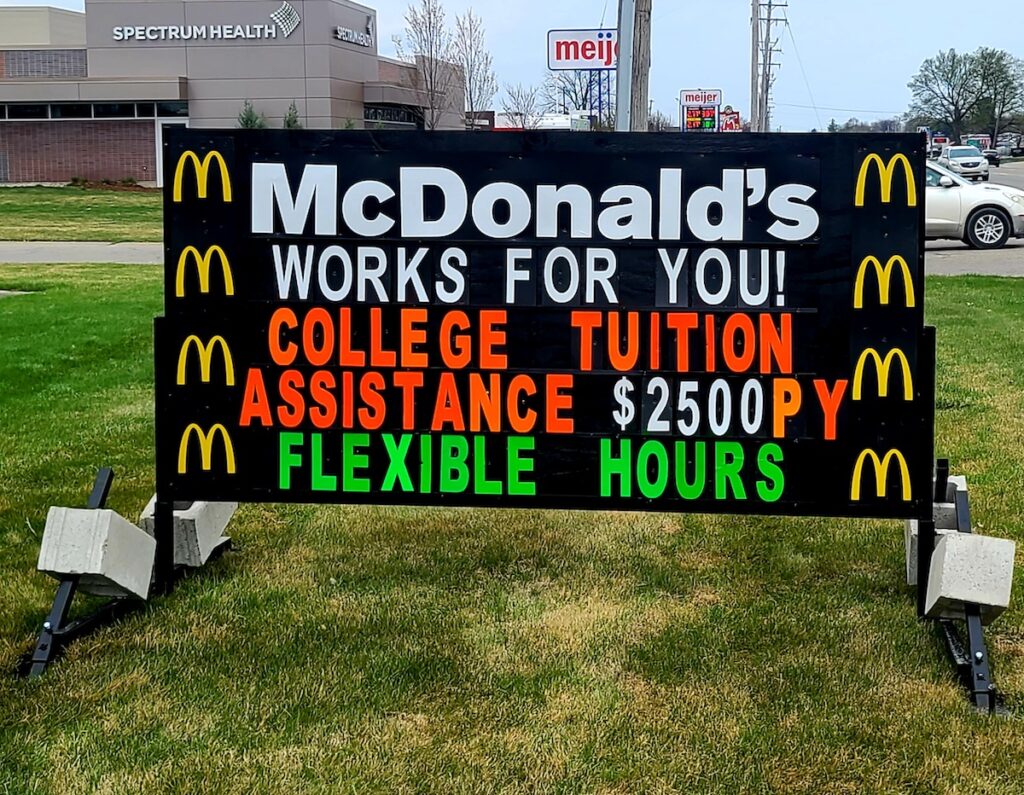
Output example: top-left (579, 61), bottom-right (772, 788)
top-left (926, 161), bottom-right (1024, 249)
top-left (999, 135), bottom-right (1024, 157)
top-left (982, 148), bottom-right (1001, 167)
top-left (937, 145), bottom-right (990, 181)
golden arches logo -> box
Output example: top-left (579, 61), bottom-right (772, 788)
top-left (852, 348), bottom-right (913, 401)
top-left (177, 335), bottom-right (235, 386)
top-left (855, 153), bottom-right (917, 207)
top-left (178, 423), bottom-right (236, 475)
top-left (173, 150), bottom-right (232, 203)
top-left (851, 449), bottom-right (911, 501)
top-left (854, 255), bottom-right (916, 309)
top-left (175, 245), bottom-right (234, 298)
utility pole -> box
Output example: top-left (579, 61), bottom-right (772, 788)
top-left (759, 0), bottom-right (772, 132)
top-left (631, 0), bottom-right (652, 131)
top-left (752, 0), bottom-right (785, 132)
top-left (615, 0), bottom-right (636, 131)
top-left (750, 0), bottom-right (760, 131)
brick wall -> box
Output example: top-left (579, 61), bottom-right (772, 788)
top-left (0, 49), bottom-right (87, 79)
top-left (378, 59), bottom-right (419, 89)
top-left (0, 120), bottom-right (155, 183)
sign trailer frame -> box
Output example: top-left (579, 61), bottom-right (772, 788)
top-left (23, 129), bottom-right (1004, 710)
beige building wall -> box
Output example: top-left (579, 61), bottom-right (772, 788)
top-left (0, 0), bottom-right (465, 131)
top-left (0, 7), bottom-right (87, 49)
top-left (84, 0), bottom-right (384, 128)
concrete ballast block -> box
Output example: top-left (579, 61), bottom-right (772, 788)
top-left (945, 475), bottom-right (968, 503)
top-left (932, 502), bottom-right (957, 531)
top-left (904, 475), bottom-right (970, 586)
top-left (904, 519), bottom-right (956, 586)
top-left (925, 533), bottom-right (1016, 625)
top-left (139, 498), bottom-right (235, 567)
top-left (38, 507), bottom-right (156, 599)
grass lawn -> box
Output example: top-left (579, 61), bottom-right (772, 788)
top-left (0, 188), bottom-right (162, 243)
top-left (1, 265), bottom-right (1023, 794)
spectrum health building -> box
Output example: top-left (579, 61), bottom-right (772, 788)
top-left (0, 0), bottom-right (465, 186)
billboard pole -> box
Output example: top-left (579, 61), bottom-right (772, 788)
top-left (631, 0), bottom-right (652, 131)
top-left (615, 0), bottom-right (635, 131)
top-left (750, 0), bottom-right (760, 131)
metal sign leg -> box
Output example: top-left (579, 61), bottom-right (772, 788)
top-left (23, 468), bottom-right (144, 679)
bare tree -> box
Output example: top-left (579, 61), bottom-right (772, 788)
top-left (394, 0), bottom-right (458, 130)
top-left (648, 109), bottom-right (674, 131)
top-left (837, 116), bottom-right (904, 133)
top-left (542, 70), bottom-right (604, 113)
top-left (501, 83), bottom-right (541, 129)
top-left (454, 8), bottom-right (497, 129)
top-left (974, 48), bottom-right (1024, 143)
top-left (540, 70), bottom-right (615, 129)
top-left (908, 49), bottom-right (982, 141)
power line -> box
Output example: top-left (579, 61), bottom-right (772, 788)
top-left (776, 102), bottom-right (905, 116)
top-left (782, 11), bottom-right (821, 129)
top-left (753, 0), bottom-right (785, 131)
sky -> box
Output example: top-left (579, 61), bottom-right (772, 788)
top-left (9, 0), bottom-right (1024, 130)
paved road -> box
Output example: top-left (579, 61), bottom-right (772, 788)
top-left (926, 239), bottom-right (1024, 276)
top-left (988, 160), bottom-right (1024, 191)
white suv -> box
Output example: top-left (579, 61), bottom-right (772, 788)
top-left (926, 162), bottom-right (1024, 248)
top-left (937, 145), bottom-right (990, 181)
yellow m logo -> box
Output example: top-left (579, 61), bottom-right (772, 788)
top-left (851, 449), bottom-right (911, 501)
top-left (178, 423), bottom-right (236, 475)
top-left (177, 335), bottom-right (235, 386)
top-left (173, 150), bottom-right (232, 203)
top-left (853, 348), bottom-right (913, 400)
top-left (855, 153), bottom-right (917, 207)
top-left (854, 255), bottom-right (915, 309)
top-left (175, 245), bottom-right (234, 298)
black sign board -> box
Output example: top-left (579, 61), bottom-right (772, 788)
top-left (156, 129), bottom-right (933, 519)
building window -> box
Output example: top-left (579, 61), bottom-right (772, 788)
top-left (94, 103), bottom-right (136, 119)
top-left (136, 103), bottom-right (156, 118)
top-left (0, 106), bottom-right (6, 120)
top-left (157, 102), bottom-right (189, 118)
top-left (50, 103), bottom-right (93, 119)
top-left (7, 104), bottom-right (49, 120)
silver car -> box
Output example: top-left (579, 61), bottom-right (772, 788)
top-left (937, 145), bottom-right (990, 181)
top-left (926, 161), bottom-right (1024, 249)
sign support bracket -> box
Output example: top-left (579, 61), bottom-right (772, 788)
top-left (930, 468), bottom-right (1004, 713)
top-left (21, 468), bottom-right (144, 678)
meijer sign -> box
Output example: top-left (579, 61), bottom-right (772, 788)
top-left (547, 29), bottom-right (618, 70)
top-left (681, 89), bottom-right (723, 107)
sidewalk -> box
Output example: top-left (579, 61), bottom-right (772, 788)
top-left (1, 239), bottom-right (1022, 277)
top-left (0, 241), bottom-right (161, 265)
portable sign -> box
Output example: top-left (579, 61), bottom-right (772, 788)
top-left (547, 29), bottom-right (618, 70)
top-left (157, 130), bottom-right (932, 519)
top-left (681, 89), bottom-right (723, 133)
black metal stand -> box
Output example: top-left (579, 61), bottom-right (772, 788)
top-left (24, 468), bottom-right (145, 678)
top-left (926, 458), bottom-right (1004, 714)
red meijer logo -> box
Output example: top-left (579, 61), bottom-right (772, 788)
top-left (553, 32), bottom-right (618, 67)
